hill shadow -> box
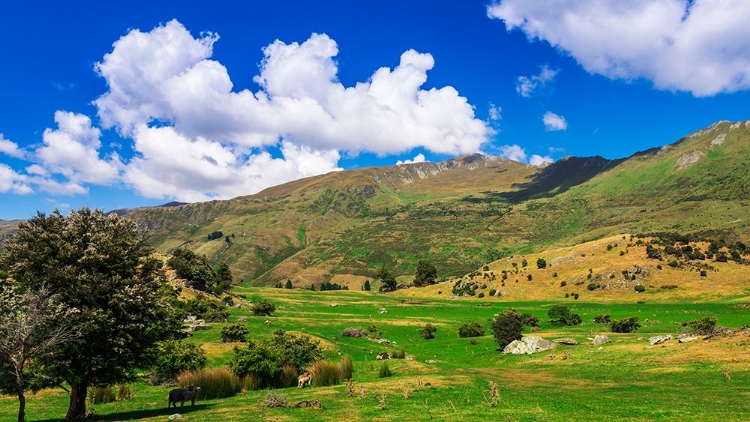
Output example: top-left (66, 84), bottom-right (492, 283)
top-left (472, 156), bottom-right (623, 204)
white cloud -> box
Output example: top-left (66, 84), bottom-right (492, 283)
top-left (396, 153), bottom-right (426, 165)
top-left (529, 154), bottom-right (553, 166)
top-left (516, 65), bottom-right (558, 97)
top-left (488, 0), bottom-right (750, 96)
top-left (0, 164), bottom-right (32, 194)
top-left (0, 134), bottom-right (24, 158)
top-left (84, 20), bottom-right (490, 200)
top-left (543, 111), bottom-right (568, 131)
top-left (36, 111), bottom-right (121, 185)
top-left (499, 144), bottom-right (527, 163)
top-left (488, 103), bottom-right (502, 121)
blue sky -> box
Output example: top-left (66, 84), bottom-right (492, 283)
top-left (1, 0), bottom-right (749, 220)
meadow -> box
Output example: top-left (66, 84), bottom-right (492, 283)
top-left (2, 286), bottom-right (748, 421)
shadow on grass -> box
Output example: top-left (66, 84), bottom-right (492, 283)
top-left (32, 403), bottom-right (215, 422)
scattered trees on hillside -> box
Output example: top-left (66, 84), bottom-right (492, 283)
top-left (492, 309), bottom-right (523, 349)
top-left (0, 208), bottom-right (172, 421)
top-left (167, 249), bottom-right (234, 295)
top-left (413, 260), bottom-right (438, 287)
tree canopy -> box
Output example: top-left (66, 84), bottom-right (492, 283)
top-left (413, 260), bottom-right (438, 287)
top-left (0, 208), bottom-right (172, 421)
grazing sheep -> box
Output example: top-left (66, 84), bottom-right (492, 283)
top-left (298, 373), bottom-right (312, 388)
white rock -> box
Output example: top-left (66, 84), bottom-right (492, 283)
top-left (649, 335), bottom-right (673, 345)
top-left (502, 336), bottom-right (556, 355)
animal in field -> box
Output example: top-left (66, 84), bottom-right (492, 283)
top-left (298, 372), bottom-right (312, 388)
top-left (375, 352), bottom-right (391, 360)
top-left (168, 385), bottom-right (201, 408)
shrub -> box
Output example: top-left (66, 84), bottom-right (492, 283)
top-left (378, 362), bottom-right (392, 378)
top-left (419, 324), bottom-right (437, 339)
top-left (274, 364), bottom-right (299, 388)
top-left (88, 386), bottom-right (116, 404)
top-left (221, 323), bottom-right (249, 342)
top-left (634, 285), bottom-right (646, 293)
top-left (184, 294), bottom-right (230, 322)
top-left (560, 280), bottom-right (566, 287)
top-left (547, 305), bottom-right (582, 326)
top-left (391, 348), bottom-right (406, 359)
top-left (587, 283), bottom-right (599, 291)
top-left (458, 322), bottom-right (485, 338)
top-left (593, 314), bottom-right (611, 324)
top-left (492, 309), bottom-right (523, 349)
top-left (684, 316), bottom-right (718, 335)
top-left (536, 258), bottom-right (547, 269)
top-left (489, 289), bottom-right (497, 296)
top-left (520, 313), bottom-right (540, 328)
top-left (342, 328), bottom-right (368, 338)
top-left (150, 339), bottom-right (207, 383)
top-left (610, 316), bottom-right (641, 333)
top-left (178, 368), bottom-right (241, 399)
top-left (252, 300), bottom-right (276, 316)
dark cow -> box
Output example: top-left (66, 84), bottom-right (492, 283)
top-left (168, 385), bottom-right (201, 408)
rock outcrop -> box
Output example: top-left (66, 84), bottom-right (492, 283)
top-left (503, 336), bottom-right (556, 354)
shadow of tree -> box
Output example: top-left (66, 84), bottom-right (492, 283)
top-left (30, 403), bottom-right (215, 422)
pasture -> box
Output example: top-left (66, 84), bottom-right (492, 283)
top-left (2, 287), bottom-right (749, 421)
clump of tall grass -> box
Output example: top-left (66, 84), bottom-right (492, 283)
top-left (177, 368), bottom-right (248, 399)
top-left (274, 364), bottom-right (299, 389)
top-left (309, 355), bottom-right (353, 387)
top-left (88, 384), bottom-right (133, 405)
top-left (378, 362), bottom-right (393, 378)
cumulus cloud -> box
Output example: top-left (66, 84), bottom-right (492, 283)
top-left (396, 153), bottom-right (426, 165)
top-left (0, 134), bottom-right (24, 158)
top-left (516, 65), bottom-right (558, 97)
top-left (499, 145), bottom-right (527, 163)
top-left (81, 20), bottom-right (491, 200)
top-left (543, 111), bottom-right (568, 131)
top-left (529, 154), bottom-right (553, 166)
top-left (488, 0), bottom-right (750, 96)
top-left (36, 111), bottom-right (121, 185)
top-left (0, 164), bottom-right (32, 194)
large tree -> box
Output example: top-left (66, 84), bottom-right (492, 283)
top-left (1, 208), bottom-right (172, 421)
top-left (0, 285), bottom-right (76, 422)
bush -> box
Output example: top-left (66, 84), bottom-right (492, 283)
top-left (252, 300), bottom-right (276, 316)
top-left (150, 339), bottom-right (207, 383)
top-left (547, 305), bottom-right (582, 326)
top-left (221, 323), bottom-right (249, 342)
top-left (478, 292), bottom-right (485, 298)
top-left (593, 314), bottom-right (611, 324)
top-left (520, 313), bottom-right (540, 328)
top-left (684, 316), bottom-right (718, 335)
top-left (536, 258), bottom-right (547, 269)
top-left (610, 316), bottom-right (641, 333)
top-left (419, 324), bottom-right (437, 339)
top-left (227, 330), bottom-right (323, 389)
top-left (587, 283), bottom-right (599, 291)
top-left (392, 347), bottom-right (406, 359)
top-left (378, 362), bottom-right (393, 378)
top-left (492, 309), bottom-right (523, 349)
top-left (184, 294), bottom-right (230, 322)
top-left (458, 322), bottom-right (485, 338)
top-left (634, 285), bottom-right (646, 293)
top-left (177, 368), bottom-right (242, 399)
top-left (489, 289), bottom-right (497, 296)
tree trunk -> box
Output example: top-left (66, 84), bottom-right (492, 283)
top-left (66, 381), bottom-right (88, 421)
top-left (15, 388), bottom-right (25, 422)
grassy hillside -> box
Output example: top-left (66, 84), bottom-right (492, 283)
top-left (119, 120), bottom-right (750, 287)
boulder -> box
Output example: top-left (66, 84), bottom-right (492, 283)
top-left (553, 337), bottom-right (577, 345)
top-left (677, 334), bottom-right (699, 343)
top-left (592, 335), bottom-right (610, 345)
top-left (649, 335), bottom-right (672, 345)
top-left (502, 336), bottom-right (556, 354)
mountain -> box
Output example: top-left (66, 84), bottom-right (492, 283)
top-left (122, 120), bottom-right (750, 287)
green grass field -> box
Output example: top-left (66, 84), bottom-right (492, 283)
top-left (2, 287), bottom-right (748, 421)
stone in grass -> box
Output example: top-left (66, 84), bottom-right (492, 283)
top-left (553, 337), bottom-right (578, 345)
top-left (649, 335), bottom-right (672, 345)
top-left (677, 334), bottom-right (699, 343)
top-left (592, 335), bottom-right (610, 346)
top-left (503, 336), bottom-right (556, 354)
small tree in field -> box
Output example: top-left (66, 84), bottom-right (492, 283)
top-left (536, 258), bottom-right (547, 269)
top-left (377, 267), bottom-right (397, 292)
top-left (610, 316), bottom-right (641, 333)
top-left (458, 322), bottom-right (485, 338)
top-left (492, 309), bottom-right (523, 349)
top-left (252, 300), bottom-right (276, 316)
top-left (413, 260), bottom-right (438, 287)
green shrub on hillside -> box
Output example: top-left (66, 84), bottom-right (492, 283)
top-left (683, 316), bottom-right (718, 335)
top-left (150, 340), bottom-right (207, 383)
top-left (252, 300), bottom-right (276, 316)
top-left (221, 324), bottom-right (249, 342)
top-left (458, 322), bottom-right (485, 338)
top-left (419, 324), bottom-right (437, 339)
top-left (547, 305), bottom-right (582, 326)
top-left (492, 309), bottom-right (523, 349)
top-left (610, 316), bottom-right (641, 333)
